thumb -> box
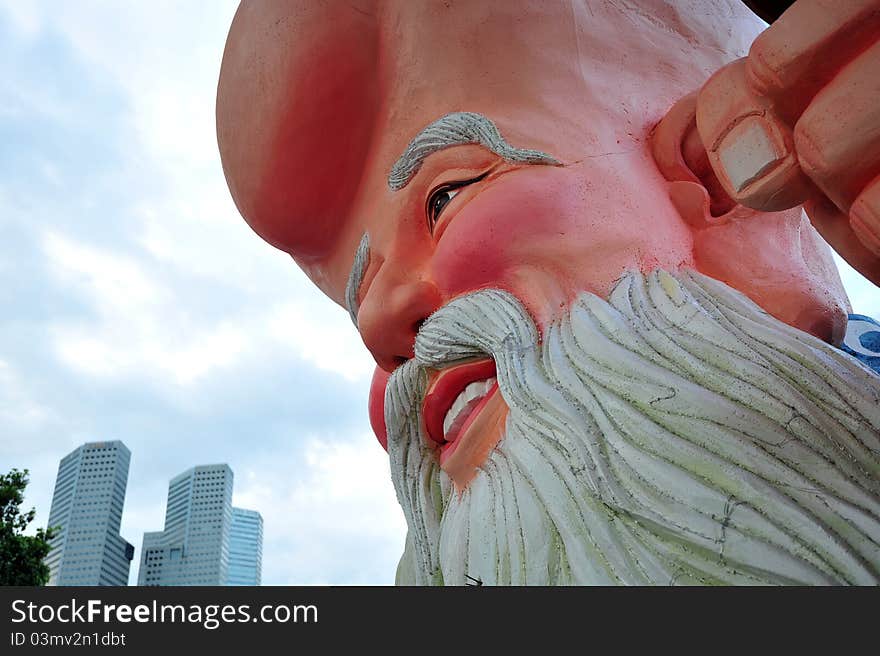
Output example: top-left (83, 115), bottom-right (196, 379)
top-left (695, 58), bottom-right (818, 212)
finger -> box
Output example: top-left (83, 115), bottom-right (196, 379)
top-left (746, 0), bottom-right (880, 123)
top-left (793, 40), bottom-right (880, 213)
top-left (806, 196), bottom-right (880, 285)
top-left (696, 58), bottom-right (818, 211)
top-left (851, 174), bottom-right (880, 257)
top-left (650, 92), bottom-right (700, 185)
top-left (651, 92), bottom-right (737, 218)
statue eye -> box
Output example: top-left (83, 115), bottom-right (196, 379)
top-left (428, 187), bottom-right (459, 227)
top-left (426, 172), bottom-right (490, 233)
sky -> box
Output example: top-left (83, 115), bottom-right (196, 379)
top-left (0, 1), bottom-right (877, 587)
top-left (0, 0), bottom-right (405, 585)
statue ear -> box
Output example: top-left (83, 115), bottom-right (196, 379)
top-left (651, 91), bottom-right (849, 346)
top-left (651, 91), bottom-right (742, 230)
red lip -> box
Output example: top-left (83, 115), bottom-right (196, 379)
top-left (422, 358), bottom-right (497, 447)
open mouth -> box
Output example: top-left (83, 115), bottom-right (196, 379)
top-left (422, 358), bottom-right (500, 466)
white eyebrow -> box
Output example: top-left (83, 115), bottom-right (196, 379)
top-left (387, 111), bottom-right (560, 191)
top-left (345, 232), bottom-right (371, 326)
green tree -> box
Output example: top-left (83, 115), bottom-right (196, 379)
top-left (0, 468), bottom-right (56, 586)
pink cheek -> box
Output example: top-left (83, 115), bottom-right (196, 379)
top-left (431, 170), bottom-right (583, 296)
top-left (432, 220), bottom-right (510, 293)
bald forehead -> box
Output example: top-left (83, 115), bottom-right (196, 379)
top-left (217, 0), bottom-right (380, 260)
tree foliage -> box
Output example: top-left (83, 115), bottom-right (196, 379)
top-left (0, 468), bottom-right (56, 586)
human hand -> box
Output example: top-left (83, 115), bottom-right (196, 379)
top-left (673, 0), bottom-right (880, 284)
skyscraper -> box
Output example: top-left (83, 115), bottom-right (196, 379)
top-left (138, 464), bottom-right (234, 586)
top-left (45, 440), bottom-right (135, 586)
top-left (226, 507), bottom-right (263, 586)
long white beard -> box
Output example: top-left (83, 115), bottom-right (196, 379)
top-left (386, 269), bottom-right (880, 585)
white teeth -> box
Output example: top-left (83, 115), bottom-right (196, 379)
top-left (442, 377), bottom-right (497, 440)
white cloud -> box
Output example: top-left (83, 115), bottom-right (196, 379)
top-left (265, 303), bottom-right (375, 383)
top-left (3, 0), bottom-right (391, 588)
top-left (0, 77), bottom-right (75, 123)
top-left (21, 0), bottom-right (374, 388)
top-left (43, 230), bottom-right (163, 310)
top-left (0, 0), bottom-right (43, 39)
top-left (43, 228), bottom-right (373, 387)
top-left (233, 433), bottom-right (406, 585)
top-left (42, 228), bottom-right (234, 384)
top-left (19, 1), bottom-right (238, 171)
top-left (0, 358), bottom-right (50, 434)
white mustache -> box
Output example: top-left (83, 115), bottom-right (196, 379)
top-left (414, 288), bottom-right (538, 367)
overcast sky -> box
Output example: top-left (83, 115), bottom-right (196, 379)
top-left (1, 1), bottom-right (877, 587)
top-left (0, 0), bottom-right (405, 585)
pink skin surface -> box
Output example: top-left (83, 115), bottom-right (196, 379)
top-left (368, 367), bottom-right (390, 452)
top-left (217, 1), bottom-right (851, 470)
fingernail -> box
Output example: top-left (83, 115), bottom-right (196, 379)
top-left (715, 115), bottom-right (787, 193)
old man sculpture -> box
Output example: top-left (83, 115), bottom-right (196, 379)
top-left (216, 0), bottom-right (880, 584)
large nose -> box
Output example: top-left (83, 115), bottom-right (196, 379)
top-left (357, 267), bottom-right (443, 373)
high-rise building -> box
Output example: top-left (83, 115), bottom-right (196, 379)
top-left (45, 441), bottom-right (135, 586)
top-left (138, 464), bottom-right (234, 586)
top-left (226, 507), bottom-right (263, 586)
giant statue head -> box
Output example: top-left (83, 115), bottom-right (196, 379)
top-left (217, 0), bottom-right (880, 585)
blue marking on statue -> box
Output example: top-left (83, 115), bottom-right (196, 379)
top-left (841, 314), bottom-right (880, 375)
